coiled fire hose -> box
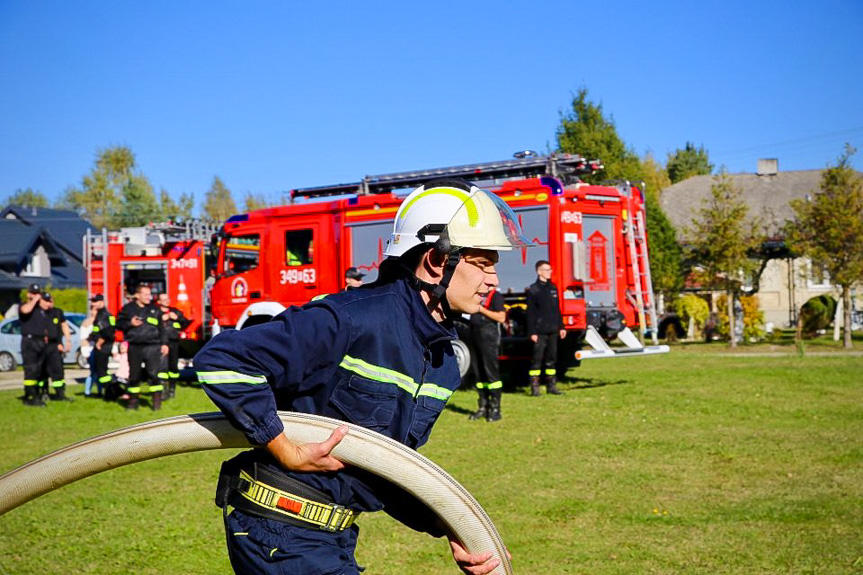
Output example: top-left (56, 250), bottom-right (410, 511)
top-left (0, 411), bottom-right (512, 574)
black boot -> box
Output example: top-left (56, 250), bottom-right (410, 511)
top-left (546, 376), bottom-right (563, 396)
top-left (468, 389), bottom-right (489, 420)
top-left (529, 376), bottom-right (541, 397)
top-left (126, 394), bottom-right (139, 411)
top-left (23, 385), bottom-right (46, 407)
top-left (487, 389), bottom-right (502, 422)
top-left (152, 391), bottom-right (162, 411)
top-left (54, 386), bottom-right (75, 402)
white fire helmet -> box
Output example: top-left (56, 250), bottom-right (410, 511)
top-left (384, 180), bottom-right (533, 257)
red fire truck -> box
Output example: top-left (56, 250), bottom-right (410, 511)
top-left (208, 154), bottom-right (668, 376)
top-left (84, 222), bottom-right (219, 345)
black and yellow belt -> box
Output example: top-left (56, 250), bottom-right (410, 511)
top-left (217, 462), bottom-right (359, 532)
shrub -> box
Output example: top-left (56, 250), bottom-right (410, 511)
top-left (799, 294), bottom-right (837, 338)
top-left (675, 295), bottom-right (709, 337)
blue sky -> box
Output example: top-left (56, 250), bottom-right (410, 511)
top-left (1, 1), bottom-right (861, 211)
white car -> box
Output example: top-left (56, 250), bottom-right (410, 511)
top-left (0, 313), bottom-right (89, 372)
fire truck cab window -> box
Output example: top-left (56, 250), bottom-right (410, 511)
top-left (285, 229), bottom-right (313, 266)
top-left (224, 234), bottom-right (260, 275)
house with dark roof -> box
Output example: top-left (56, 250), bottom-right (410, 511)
top-left (659, 160), bottom-right (861, 329)
top-left (0, 206), bottom-right (94, 313)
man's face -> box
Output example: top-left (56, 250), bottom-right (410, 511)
top-left (446, 248), bottom-right (500, 314)
top-left (39, 299), bottom-right (53, 310)
top-left (157, 293), bottom-right (170, 308)
top-left (92, 300), bottom-right (105, 311)
top-left (137, 287), bottom-right (152, 305)
top-left (537, 263), bottom-right (552, 281)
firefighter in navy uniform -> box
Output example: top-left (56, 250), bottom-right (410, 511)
top-left (87, 294), bottom-right (116, 398)
top-left (157, 291), bottom-right (191, 399)
top-left (38, 292), bottom-right (72, 401)
top-left (467, 287), bottom-right (506, 422)
top-left (117, 284), bottom-right (168, 411)
top-left (195, 180), bottom-right (532, 575)
top-left (526, 260), bottom-right (566, 396)
top-left (19, 284), bottom-right (48, 407)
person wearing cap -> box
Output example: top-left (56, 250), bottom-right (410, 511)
top-left (343, 267), bottom-right (366, 290)
top-left (37, 292), bottom-right (72, 401)
top-left (19, 284), bottom-right (48, 406)
top-left (194, 179), bottom-right (530, 574)
top-left (83, 294), bottom-right (116, 398)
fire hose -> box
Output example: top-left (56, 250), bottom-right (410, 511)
top-left (0, 411), bottom-right (512, 574)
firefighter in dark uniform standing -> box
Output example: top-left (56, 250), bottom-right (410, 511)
top-left (526, 259), bottom-right (566, 396)
top-left (39, 292), bottom-right (72, 401)
top-left (467, 287), bottom-right (506, 422)
top-left (117, 284), bottom-right (168, 411)
top-left (194, 180), bottom-right (532, 575)
top-left (19, 284), bottom-right (48, 406)
top-left (157, 291), bottom-right (191, 400)
top-left (87, 294), bottom-right (116, 398)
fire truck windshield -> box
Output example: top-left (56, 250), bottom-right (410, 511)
top-left (223, 233), bottom-right (260, 276)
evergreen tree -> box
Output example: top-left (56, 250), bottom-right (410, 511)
top-left (556, 88), bottom-right (643, 183)
top-left (667, 142), bottom-right (713, 184)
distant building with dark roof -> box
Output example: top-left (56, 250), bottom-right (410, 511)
top-left (0, 206), bottom-right (94, 312)
top-left (659, 160), bottom-right (861, 329)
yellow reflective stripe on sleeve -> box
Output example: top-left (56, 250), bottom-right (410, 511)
top-left (146, 317), bottom-right (159, 325)
top-left (339, 355), bottom-right (418, 395)
top-left (109, 316), bottom-right (116, 325)
top-left (92, 326), bottom-right (100, 332)
top-left (197, 371), bottom-right (268, 385)
top-left (172, 322), bottom-right (182, 328)
top-left (311, 294), bottom-right (328, 301)
top-left (417, 383), bottom-right (452, 401)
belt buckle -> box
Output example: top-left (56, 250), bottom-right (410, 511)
top-left (323, 504), bottom-right (347, 532)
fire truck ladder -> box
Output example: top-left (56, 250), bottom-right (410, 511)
top-left (290, 153), bottom-right (602, 200)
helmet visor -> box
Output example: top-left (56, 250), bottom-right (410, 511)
top-left (446, 188), bottom-right (534, 251)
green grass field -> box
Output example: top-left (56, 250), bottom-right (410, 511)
top-left (1, 345), bottom-right (861, 574)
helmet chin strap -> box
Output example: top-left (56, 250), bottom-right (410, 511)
top-left (404, 251), bottom-right (462, 315)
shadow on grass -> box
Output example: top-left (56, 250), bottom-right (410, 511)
top-left (561, 376), bottom-right (632, 390)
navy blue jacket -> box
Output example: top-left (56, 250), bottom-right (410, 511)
top-left (195, 277), bottom-right (459, 534)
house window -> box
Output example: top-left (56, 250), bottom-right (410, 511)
top-left (806, 261), bottom-right (832, 289)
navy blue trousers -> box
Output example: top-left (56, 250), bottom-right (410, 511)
top-left (224, 509), bottom-right (362, 574)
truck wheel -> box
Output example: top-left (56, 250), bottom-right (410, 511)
top-left (0, 352), bottom-right (15, 372)
top-left (451, 339), bottom-right (471, 378)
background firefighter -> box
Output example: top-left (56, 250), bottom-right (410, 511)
top-left (157, 292), bottom-right (192, 399)
top-left (526, 260), bottom-right (566, 396)
top-left (117, 284), bottom-right (168, 411)
top-left (467, 287), bottom-right (506, 422)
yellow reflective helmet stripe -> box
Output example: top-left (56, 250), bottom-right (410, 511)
top-left (399, 187), bottom-right (478, 227)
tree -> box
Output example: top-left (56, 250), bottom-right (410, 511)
top-left (5, 188), bottom-right (49, 209)
top-left (62, 146), bottom-right (141, 228)
top-left (202, 176), bottom-right (237, 223)
top-left (115, 174), bottom-right (161, 227)
top-left (159, 189), bottom-right (195, 222)
top-left (556, 88), bottom-right (643, 183)
top-left (687, 172), bottom-right (763, 347)
top-left (639, 153), bottom-right (682, 311)
top-left (785, 144), bottom-right (863, 349)
top-left (243, 192), bottom-right (271, 212)
top-left (666, 142), bottom-right (713, 184)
